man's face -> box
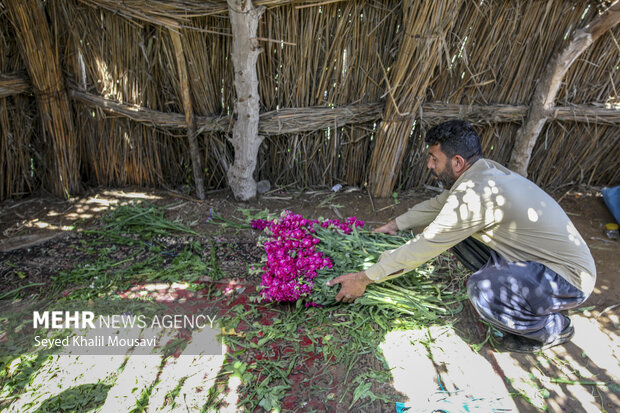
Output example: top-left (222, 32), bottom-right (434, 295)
top-left (427, 144), bottom-right (456, 187)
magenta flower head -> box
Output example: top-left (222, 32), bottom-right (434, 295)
top-left (257, 211), bottom-right (365, 304)
top-left (250, 219), bottom-right (271, 230)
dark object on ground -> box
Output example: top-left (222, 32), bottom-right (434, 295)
top-left (602, 186), bottom-right (620, 224)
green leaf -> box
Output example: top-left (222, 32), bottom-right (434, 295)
top-left (351, 381), bottom-right (373, 407)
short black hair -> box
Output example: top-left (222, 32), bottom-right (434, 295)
top-left (425, 120), bottom-right (482, 161)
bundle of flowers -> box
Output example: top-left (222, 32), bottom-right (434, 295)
top-left (252, 211), bottom-right (363, 303)
top-left (252, 211), bottom-right (465, 320)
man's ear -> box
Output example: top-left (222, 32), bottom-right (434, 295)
top-left (452, 154), bottom-right (467, 174)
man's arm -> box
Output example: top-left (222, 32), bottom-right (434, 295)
top-left (373, 220), bottom-right (398, 235)
top-left (332, 186), bottom-right (488, 302)
top-left (373, 192), bottom-right (449, 235)
top-left (395, 191), bottom-right (450, 231)
top-left (366, 189), bottom-right (490, 283)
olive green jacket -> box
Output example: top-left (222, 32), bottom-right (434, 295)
top-left (365, 159), bottom-right (596, 295)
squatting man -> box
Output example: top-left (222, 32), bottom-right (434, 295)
top-left (327, 120), bottom-right (595, 353)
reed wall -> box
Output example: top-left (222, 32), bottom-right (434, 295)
top-left (0, 0), bottom-right (618, 200)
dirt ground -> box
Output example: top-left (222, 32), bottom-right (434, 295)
top-left (0, 184), bottom-right (618, 412)
top-left (1, 184), bottom-right (618, 308)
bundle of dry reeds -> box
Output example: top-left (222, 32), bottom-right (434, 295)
top-left (169, 15), bottom-right (234, 188)
top-left (530, 122), bottom-right (620, 188)
top-left (529, 11), bottom-right (620, 188)
top-left (77, 0), bottom-right (355, 25)
top-left (5, 0), bottom-right (80, 198)
top-left (53, 1), bottom-right (184, 187)
top-left (366, 0), bottom-right (464, 198)
top-left (0, 19), bottom-right (37, 200)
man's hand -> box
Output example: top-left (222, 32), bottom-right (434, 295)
top-left (327, 271), bottom-right (373, 303)
top-left (373, 220), bottom-right (398, 235)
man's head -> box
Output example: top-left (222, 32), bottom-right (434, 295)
top-left (425, 120), bottom-right (482, 187)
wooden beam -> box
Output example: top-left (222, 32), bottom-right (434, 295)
top-left (69, 88), bottom-right (199, 128)
top-left (64, 88), bottom-right (620, 131)
top-left (67, 88), bottom-right (385, 132)
top-left (4, 75), bottom-right (617, 130)
top-left (421, 102), bottom-right (620, 126)
top-left (508, 1), bottom-right (620, 177)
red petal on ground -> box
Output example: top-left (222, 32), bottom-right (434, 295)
top-left (282, 395), bottom-right (298, 410)
top-left (303, 353), bottom-right (322, 365)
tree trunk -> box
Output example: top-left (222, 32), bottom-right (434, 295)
top-left (509, 1), bottom-right (620, 177)
top-left (227, 0), bottom-right (265, 201)
top-left (169, 28), bottom-right (206, 200)
top-left (5, 0), bottom-right (80, 198)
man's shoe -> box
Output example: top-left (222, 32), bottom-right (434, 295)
top-left (495, 320), bottom-right (575, 353)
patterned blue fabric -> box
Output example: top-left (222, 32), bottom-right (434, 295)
top-left (466, 251), bottom-right (586, 343)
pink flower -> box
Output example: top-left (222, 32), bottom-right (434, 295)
top-left (256, 211), bottom-right (364, 303)
top-left (251, 219), bottom-right (270, 230)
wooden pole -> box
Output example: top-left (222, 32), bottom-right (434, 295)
top-left (5, 0), bottom-right (80, 198)
top-left (509, 1), bottom-right (620, 177)
top-left (227, 0), bottom-right (265, 201)
top-left (169, 27), bottom-right (206, 200)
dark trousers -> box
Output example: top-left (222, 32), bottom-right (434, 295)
top-left (451, 238), bottom-right (587, 343)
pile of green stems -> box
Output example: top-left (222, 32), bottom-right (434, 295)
top-left (311, 227), bottom-right (465, 320)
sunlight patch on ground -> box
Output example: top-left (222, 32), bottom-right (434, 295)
top-left (4, 320), bottom-right (228, 412)
top-left (101, 355), bottom-right (162, 411)
top-left (493, 351), bottom-right (554, 410)
top-left (5, 349), bottom-right (229, 412)
top-left (493, 312), bottom-right (620, 412)
top-left (380, 326), bottom-right (517, 411)
top-left (5, 355), bottom-right (124, 412)
top-left (100, 190), bottom-right (162, 201)
top-left (379, 329), bottom-right (437, 404)
top-left (147, 354), bottom-right (227, 412)
top-left (571, 314), bottom-right (620, 380)
top-left (67, 191), bottom-right (162, 223)
top-left (147, 328), bottom-right (229, 411)
top-left (17, 191), bottom-right (162, 233)
top-left (22, 218), bottom-right (75, 231)
top-left (220, 375), bottom-right (243, 412)
top-left (424, 327), bottom-right (518, 410)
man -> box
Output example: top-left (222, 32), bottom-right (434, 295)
top-left (327, 120), bottom-right (596, 353)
